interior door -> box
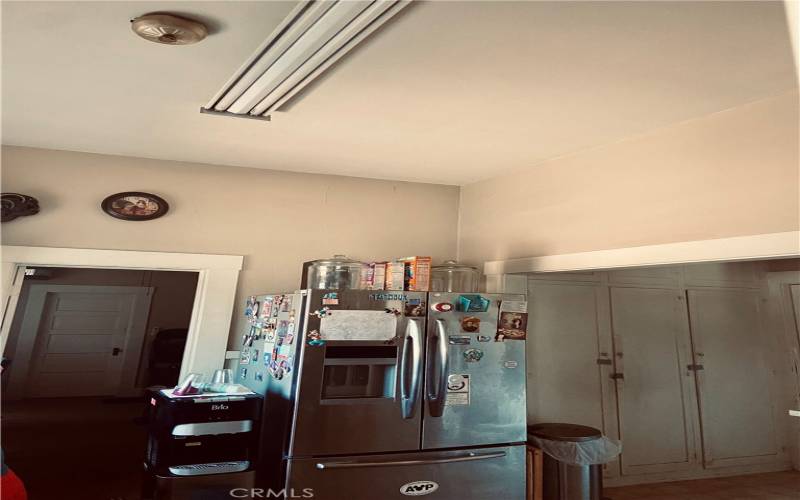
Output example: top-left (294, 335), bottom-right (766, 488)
top-left (610, 287), bottom-right (699, 475)
top-left (290, 290), bottom-right (426, 457)
top-left (422, 293), bottom-right (527, 450)
top-left (687, 288), bottom-right (777, 468)
top-left (527, 280), bottom-right (619, 478)
top-left (26, 286), bottom-right (152, 397)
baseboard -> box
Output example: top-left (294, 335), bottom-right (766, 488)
top-left (604, 460), bottom-right (793, 487)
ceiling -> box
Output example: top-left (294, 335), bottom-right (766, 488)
top-left (2, 1), bottom-right (796, 185)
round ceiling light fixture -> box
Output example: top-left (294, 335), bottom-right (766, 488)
top-left (131, 13), bottom-right (208, 45)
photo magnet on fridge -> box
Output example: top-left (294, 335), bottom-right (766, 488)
top-left (260, 296), bottom-right (273, 319)
top-left (497, 311), bottom-right (528, 340)
top-left (461, 316), bottom-right (480, 332)
top-left (404, 302), bottom-right (425, 317)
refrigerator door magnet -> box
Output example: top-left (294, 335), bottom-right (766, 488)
top-left (461, 316), bottom-right (480, 332)
top-left (445, 374), bottom-right (470, 406)
top-left (497, 311), bottom-right (528, 340)
top-left (322, 292), bottom-right (339, 306)
top-left (260, 297), bottom-right (273, 319)
top-left (463, 348), bottom-right (484, 362)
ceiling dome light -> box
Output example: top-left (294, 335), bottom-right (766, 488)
top-left (131, 13), bottom-right (207, 45)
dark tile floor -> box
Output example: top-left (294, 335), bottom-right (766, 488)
top-left (2, 396), bottom-right (147, 500)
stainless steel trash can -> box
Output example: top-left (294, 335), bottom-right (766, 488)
top-left (528, 423), bottom-right (604, 500)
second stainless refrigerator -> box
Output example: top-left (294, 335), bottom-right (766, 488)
top-left (235, 289), bottom-right (528, 499)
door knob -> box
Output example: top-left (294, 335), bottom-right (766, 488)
top-left (112, 347), bottom-right (123, 356)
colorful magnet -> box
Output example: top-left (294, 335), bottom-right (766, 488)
top-left (477, 335), bottom-right (491, 342)
top-left (311, 307), bottom-right (331, 319)
top-left (504, 360), bottom-right (519, 369)
top-left (240, 367), bottom-right (248, 379)
top-left (497, 311), bottom-right (528, 340)
top-left (260, 297), bottom-right (273, 319)
top-left (307, 329), bottom-right (325, 346)
top-left (245, 296), bottom-right (256, 317)
top-left (264, 352), bottom-right (271, 366)
top-left (277, 320), bottom-right (289, 337)
top-left (254, 372), bottom-right (264, 382)
top-left (404, 302), bottom-right (426, 317)
top-left (322, 292), bottom-right (339, 306)
top-left (281, 295), bottom-right (293, 312)
top-left (463, 348), bottom-right (484, 363)
top-left (461, 316), bottom-right (481, 333)
top-left (458, 295), bottom-right (491, 313)
top-left (252, 349), bottom-right (259, 364)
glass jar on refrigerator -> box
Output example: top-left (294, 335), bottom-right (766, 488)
top-left (430, 260), bottom-right (480, 292)
top-left (306, 255), bottom-right (368, 290)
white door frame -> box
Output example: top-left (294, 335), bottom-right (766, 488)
top-left (1, 246), bottom-right (243, 382)
top-left (8, 284), bottom-right (153, 399)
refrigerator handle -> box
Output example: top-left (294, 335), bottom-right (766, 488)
top-left (400, 318), bottom-right (422, 419)
top-left (427, 318), bottom-right (449, 417)
top-left (316, 451), bottom-right (507, 470)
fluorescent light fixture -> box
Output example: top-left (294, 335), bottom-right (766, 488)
top-left (203, 0), bottom-right (410, 121)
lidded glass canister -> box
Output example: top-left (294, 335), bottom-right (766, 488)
top-left (430, 260), bottom-right (480, 292)
top-left (306, 255), bottom-right (368, 290)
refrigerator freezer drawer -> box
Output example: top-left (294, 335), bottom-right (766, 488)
top-left (286, 445), bottom-right (525, 500)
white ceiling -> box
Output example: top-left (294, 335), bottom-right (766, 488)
top-left (2, 1), bottom-right (796, 185)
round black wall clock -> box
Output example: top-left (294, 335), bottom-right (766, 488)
top-left (101, 192), bottom-right (169, 221)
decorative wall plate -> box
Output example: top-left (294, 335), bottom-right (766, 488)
top-left (101, 191), bottom-right (169, 221)
top-left (1, 193), bottom-right (39, 222)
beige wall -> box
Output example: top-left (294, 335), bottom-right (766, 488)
top-left (0, 147), bottom-right (461, 346)
top-left (458, 90), bottom-right (800, 265)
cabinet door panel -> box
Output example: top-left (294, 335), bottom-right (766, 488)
top-left (527, 281), bottom-right (619, 478)
top-left (687, 289), bottom-right (777, 467)
top-left (528, 283), bottom-right (609, 427)
top-left (610, 287), bottom-right (698, 475)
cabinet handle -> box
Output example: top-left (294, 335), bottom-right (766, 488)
top-left (610, 373), bottom-right (624, 380)
top-left (596, 359), bottom-right (612, 365)
top-left (687, 364), bottom-right (704, 371)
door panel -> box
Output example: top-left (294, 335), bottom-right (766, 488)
top-left (610, 287), bottom-right (698, 475)
top-left (687, 289), bottom-right (777, 467)
top-left (527, 281), bottom-right (619, 478)
top-left (287, 445), bottom-right (525, 500)
top-left (290, 290), bottom-right (426, 456)
top-left (527, 282), bottom-right (613, 429)
top-left (422, 293), bottom-right (526, 450)
top-left (26, 287), bottom-right (150, 398)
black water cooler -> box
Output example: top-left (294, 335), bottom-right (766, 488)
top-left (142, 390), bottom-right (262, 500)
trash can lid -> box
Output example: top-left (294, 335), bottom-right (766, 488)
top-left (528, 423), bottom-right (602, 442)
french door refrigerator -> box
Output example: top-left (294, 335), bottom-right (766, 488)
top-left (235, 289), bottom-right (527, 499)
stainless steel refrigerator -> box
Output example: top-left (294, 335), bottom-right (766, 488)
top-left (235, 289), bottom-right (527, 499)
